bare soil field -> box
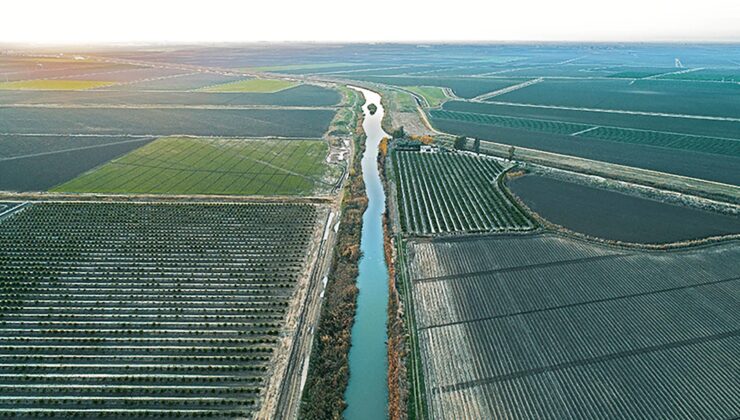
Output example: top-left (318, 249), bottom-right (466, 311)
top-left (404, 233), bottom-right (740, 419)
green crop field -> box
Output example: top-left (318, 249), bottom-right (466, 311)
top-left (0, 201), bottom-right (321, 418)
top-left (53, 136), bottom-right (334, 196)
top-left (404, 86), bottom-right (448, 108)
top-left (393, 150), bottom-right (533, 234)
top-left (0, 80), bottom-right (116, 90)
top-left (200, 78), bottom-right (298, 93)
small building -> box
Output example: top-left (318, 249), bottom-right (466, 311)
top-left (420, 145), bottom-right (437, 153)
top-left (394, 140), bottom-right (421, 152)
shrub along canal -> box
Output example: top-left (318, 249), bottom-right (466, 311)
top-left (344, 86), bottom-right (390, 419)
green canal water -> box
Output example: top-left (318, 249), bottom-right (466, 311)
top-left (343, 87), bottom-right (390, 419)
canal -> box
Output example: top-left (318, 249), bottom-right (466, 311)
top-left (343, 86), bottom-right (390, 420)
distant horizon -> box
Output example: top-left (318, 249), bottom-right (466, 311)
top-left (3, 40), bottom-right (740, 50)
top-left (2, 0), bottom-right (738, 46)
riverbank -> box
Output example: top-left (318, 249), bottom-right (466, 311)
top-left (299, 92), bottom-right (366, 420)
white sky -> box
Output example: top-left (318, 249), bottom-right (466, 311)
top-left (2, 0), bottom-right (739, 44)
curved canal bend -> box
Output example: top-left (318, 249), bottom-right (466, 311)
top-left (343, 86), bottom-right (390, 419)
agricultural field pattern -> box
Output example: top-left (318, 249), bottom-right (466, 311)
top-left (0, 202), bottom-right (322, 417)
top-left (393, 151), bottom-right (532, 234)
top-left (0, 49), bottom-right (347, 419)
top-left (1, 44), bottom-right (739, 420)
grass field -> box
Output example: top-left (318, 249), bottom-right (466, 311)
top-left (53, 136), bottom-right (332, 196)
top-left (0, 80), bottom-right (116, 90)
top-left (200, 78), bottom-right (298, 93)
top-left (404, 86), bottom-right (448, 108)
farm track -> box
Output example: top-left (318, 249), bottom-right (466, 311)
top-left (471, 78), bottom-right (544, 101)
top-left (0, 103), bottom-right (338, 110)
top-left (0, 192), bottom-right (333, 204)
top-left (269, 207), bottom-right (339, 419)
top-left (481, 100), bottom-right (740, 122)
top-left (0, 137), bottom-right (154, 162)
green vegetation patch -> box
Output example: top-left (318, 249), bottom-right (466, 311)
top-left (0, 80), bottom-right (116, 90)
top-left (53, 136), bottom-right (333, 196)
top-left (405, 86), bottom-right (449, 108)
top-left (384, 89), bottom-right (417, 113)
top-left (394, 150), bottom-right (533, 234)
top-left (200, 78), bottom-right (298, 93)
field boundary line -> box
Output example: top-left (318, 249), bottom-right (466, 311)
top-left (0, 138), bottom-right (154, 162)
top-left (0, 193), bottom-right (333, 205)
top-left (471, 78), bottom-right (543, 101)
top-left (0, 104), bottom-right (338, 111)
top-left (481, 100), bottom-right (740, 122)
top-left (432, 110), bottom-right (740, 143)
top-left (647, 67), bottom-right (704, 80)
top-left (570, 126), bottom-right (600, 136)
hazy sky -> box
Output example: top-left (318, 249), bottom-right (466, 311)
top-left (2, 0), bottom-right (739, 44)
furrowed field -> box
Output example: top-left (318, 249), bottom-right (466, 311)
top-left (0, 201), bottom-right (323, 418)
top-left (403, 233), bottom-right (740, 420)
top-left (325, 45), bottom-right (740, 187)
top-left (393, 151), bottom-right (533, 234)
top-left (54, 137), bottom-right (335, 196)
top-left (0, 107), bottom-right (335, 138)
top-left (0, 55), bottom-right (341, 193)
top-left (430, 103), bottom-right (740, 185)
